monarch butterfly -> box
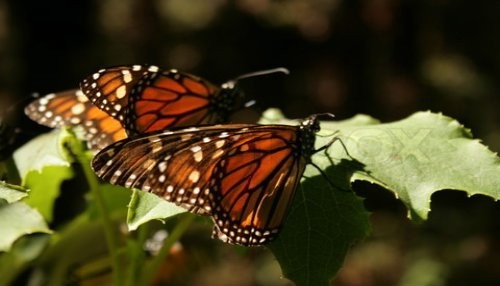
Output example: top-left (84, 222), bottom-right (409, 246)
top-left (25, 67), bottom-right (288, 151)
top-left (80, 65), bottom-right (289, 136)
top-left (92, 113), bottom-right (338, 246)
top-left (24, 89), bottom-right (127, 152)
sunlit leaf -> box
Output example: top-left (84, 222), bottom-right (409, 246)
top-left (127, 189), bottom-right (186, 231)
top-left (0, 201), bottom-right (51, 252)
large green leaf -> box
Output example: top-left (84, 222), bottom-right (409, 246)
top-left (335, 111), bottom-right (500, 220)
top-left (263, 109), bottom-right (500, 219)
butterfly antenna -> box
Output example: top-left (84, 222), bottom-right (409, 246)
top-left (234, 67), bottom-right (290, 81)
top-left (224, 67), bottom-right (289, 111)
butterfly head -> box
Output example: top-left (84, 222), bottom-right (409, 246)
top-left (218, 67), bottom-right (291, 113)
top-left (210, 81), bottom-right (244, 122)
top-left (298, 113), bottom-right (335, 157)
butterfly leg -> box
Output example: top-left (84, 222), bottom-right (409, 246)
top-left (310, 134), bottom-right (355, 192)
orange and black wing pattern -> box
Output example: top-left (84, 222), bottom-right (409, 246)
top-left (80, 65), bottom-right (241, 136)
top-left (25, 89), bottom-right (126, 152)
top-left (92, 115), bottom-right (323, 246)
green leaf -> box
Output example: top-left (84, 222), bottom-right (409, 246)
top-left (13, 130), bottom-right (77, 222)
top-left (268, 167), bottom-right (369, 286)
top-left (13, 130), bottom-right (72, 180)
top-left (262, 109), bottom-right (500, 220)
top-left (334, 111), bottom-right (500, 220)
top-left (127, 189), bottom-right (186, 231)
top-left (0, 201), bottom-right (51, 252)
top-left (0, 181), bottom-right (28, 203)
top-left (23, 166), bottom-right (74, 222)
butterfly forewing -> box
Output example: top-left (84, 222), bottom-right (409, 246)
top-left (93, 125), bottom-right (250, 214)
top-left (92, 124), bottom-right (306, 245)
top-left (80, 65), bottom-right (238, 136)
top-left (80, 65), bottom-right (150, 122)
top-left (25, 89), bottom-right (126, 152)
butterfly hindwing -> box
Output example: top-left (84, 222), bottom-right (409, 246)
top-left (25, 89), bottom-right (127, 152)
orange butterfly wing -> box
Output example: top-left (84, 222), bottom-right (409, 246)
top-left (25, 89), bottom-right (127, 152)
top-left (92, 123), bottom-right (309, 246)
top-left (80, 65), bottom-right (239, 135)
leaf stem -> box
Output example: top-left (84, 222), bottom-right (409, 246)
top-left (74, 149), bottom-right (124, 285)
top-left (125, 223), bottom-right (150, 286)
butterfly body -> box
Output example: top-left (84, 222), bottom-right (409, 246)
top-left (92, 114), bottom-right (331, 246)
top-left (80, 65), bottom-right (243, 136)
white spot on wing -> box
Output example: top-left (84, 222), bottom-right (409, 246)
top-left (219, 132), bottom-right (229, 138)
top-left (123, 73), bottom-right (132, 83)
top-left (193, 151), bottom-right (203, 162)
top-left (189, 170), bottom-right (200, 183)
top-left (116, 85), bottom-right (127, 99)
top-left (159, 175), bottom-right (166, 183)
top-left (71, 103), bottom-right (85, 115)
top-left (148, 65), bottom-right (159, 72)
top-left (190, 146), bottom-right (201, 153)
top-left (215, 140), bottom-right (225, 148)
top-left (158, 161), bottom-right (167, 172)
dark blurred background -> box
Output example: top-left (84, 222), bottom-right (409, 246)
top-left (1, 0), bottom-right (499, 150)
top-left (1, 1), bottom-right (500, 285)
